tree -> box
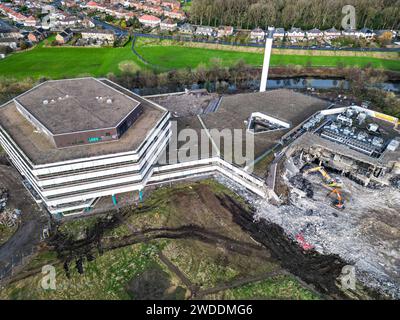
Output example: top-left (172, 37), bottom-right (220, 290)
top-left (188, 0), bottom-right (400, 30)
top-left (377, 31), bottom-right (393, 47)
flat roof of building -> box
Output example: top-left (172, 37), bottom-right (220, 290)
top-left (15, 78), bottom-right (141, 135)
top-left (200, 89), bottom-right (330, 162)
top-left (0, 79), bottom-right (168, 165)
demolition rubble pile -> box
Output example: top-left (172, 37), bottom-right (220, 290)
top-left (216, 162), bottom-right (400, 299)
top-left (0, 187), bottom-right (8, 212)
top-left (0, 187), bottom-right (20, 228)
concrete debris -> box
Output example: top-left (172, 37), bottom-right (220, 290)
top-left (215, 163), bottom-right (400, 299)
top-left (0, 208), bottom-right (21, 228)
top-left (390, 176), bottom-right (400, 189)
top-left (0, 187), bottom-right (8, 212)
top-left (289, 174), bottom-right (314, 198)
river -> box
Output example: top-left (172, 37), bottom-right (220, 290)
top-left (134, 77), bottom-right (400, 95)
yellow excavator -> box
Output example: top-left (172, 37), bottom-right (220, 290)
top-left (304, 166), bottom-right (345, 210)
top-left (304, 166), bottom-right (342, 188)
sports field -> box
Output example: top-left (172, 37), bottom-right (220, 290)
top-left (0, 36), bottom-right (399, 80)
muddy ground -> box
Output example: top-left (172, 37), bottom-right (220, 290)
top-left (0, 165), bottom-right (48, 283)
top-left (0, 180), bottom-right (329, 300)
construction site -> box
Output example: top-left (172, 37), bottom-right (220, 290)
top-left (250, 105), bottom-right (400, 299)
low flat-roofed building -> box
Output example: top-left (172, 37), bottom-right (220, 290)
top-left (286, 105), bottom-right (400, 186)
top-left (0, 78), bottom-right (170, 216)
top-left (199, 89), bottom-right (330, 166)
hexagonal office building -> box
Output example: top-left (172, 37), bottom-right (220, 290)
top-left (0, 78), bottom-right (170, 215)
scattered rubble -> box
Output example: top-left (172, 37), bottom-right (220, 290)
top-left (289, 174), bottom-right (314, 198)
top-left (216, 165), bottom-right (400, 299)
top-left (0, 187), bottom-right (8, 212)
top-left (390, 175), bottom-right (400, 189)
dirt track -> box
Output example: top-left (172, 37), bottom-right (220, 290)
top-left (0, 165), bottom-right (48, 283)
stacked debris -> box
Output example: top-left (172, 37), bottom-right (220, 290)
top-left (289, 174), bottom-right (314, 198)
top-left (0, 187), bottom-right (8, 212)
top-left (390, 176), bottom-right (400, 189)
top-left (0, 209), bottom-right (20, 228)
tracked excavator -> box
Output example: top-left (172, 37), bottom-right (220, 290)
top-left (303, 166), bottom-right (345, 210)
top-left (304, 166), bottom-right (343, 188)
top-left (327, 188), bottom-right (345, 210)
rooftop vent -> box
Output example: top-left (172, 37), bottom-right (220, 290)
top-left (43, 100), bottom-right (48, 105)
top-left (106, 98), bottom-right (112, 104)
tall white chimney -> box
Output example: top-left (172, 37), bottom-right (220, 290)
top-left (259, 30), bottom-right (274, 92)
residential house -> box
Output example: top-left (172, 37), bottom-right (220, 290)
top-left (113, 9), bottom-right (136, 20)
top-left (342, 28), bottom-right (358, 38)
top-left (195, 26), bottom-right (215, 37)
top-left (306, 28), bottom-right (323, 40)
top-left (23, 16), bottom-right (37, 27)
top-left (80, 29), bottom-right (116, 43)
top-left (0, 3), bottom-right (36, 26)
top-left (147, 0), bottom-right (162, 5)
top-left (142, 4), bottom-right (163, 16)
top-left (287, 27), bottom-right (305, 41)
top-left (250, 27), bottom-right (265, 42)
top-left (272, 27), bottom-right (285, 40)
top-left (0, 37), bottom-right (19, 49)
top-left (163, 9), bottom-right (185, 20)
top-left (160, 18), bottom-right (177, 31)
top-left (56, 28), bottom-right (73, 44)
top-left (138, 14), bottom-right (161, 28)
top-left (127, 1), bottom-right (144, 10)
top-left (84, 1), bottom-right (106, 11)
top-left (359, 27), bottom-right (375, 39)
top-left (178, 23), bottom-right (194, 34)
top-left (324, 27), bottom-right (341, 39)
top-left (217, 26), bottom-right (234, 38)
top-left (162, 0), bottom-right (181, 10)
top-left (0, 27), bottom-right (23, 39)
top-left (27, 28), bottom-right (47, 43)
top-left (58, 15), bottom-right (83, 27)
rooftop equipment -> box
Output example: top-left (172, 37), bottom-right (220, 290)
top-left (368, 123), bottom-right (379, 132)
top-left (387, 139), bottom-right (399, 151)
top-left (337, 114), bottom-right (353, 126)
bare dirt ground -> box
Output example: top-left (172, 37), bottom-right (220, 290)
top-left (0, 180), bottom-right (322, 300)
top-left (0, 165), bottom-right (48, 283)
top-left (148, 92), bottom-right (220, 117)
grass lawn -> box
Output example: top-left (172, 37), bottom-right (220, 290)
top-left (0, 41), bottom-right (144, 80)
top-left (135, 39), bottom-right (400, 71)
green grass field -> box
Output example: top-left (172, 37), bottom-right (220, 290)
top-left (134, 40), bottom-right (400, 71)
top-left (0, 36), bottom-right (399, 81)
top-left (0, 41), bottom-right (144, 80)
